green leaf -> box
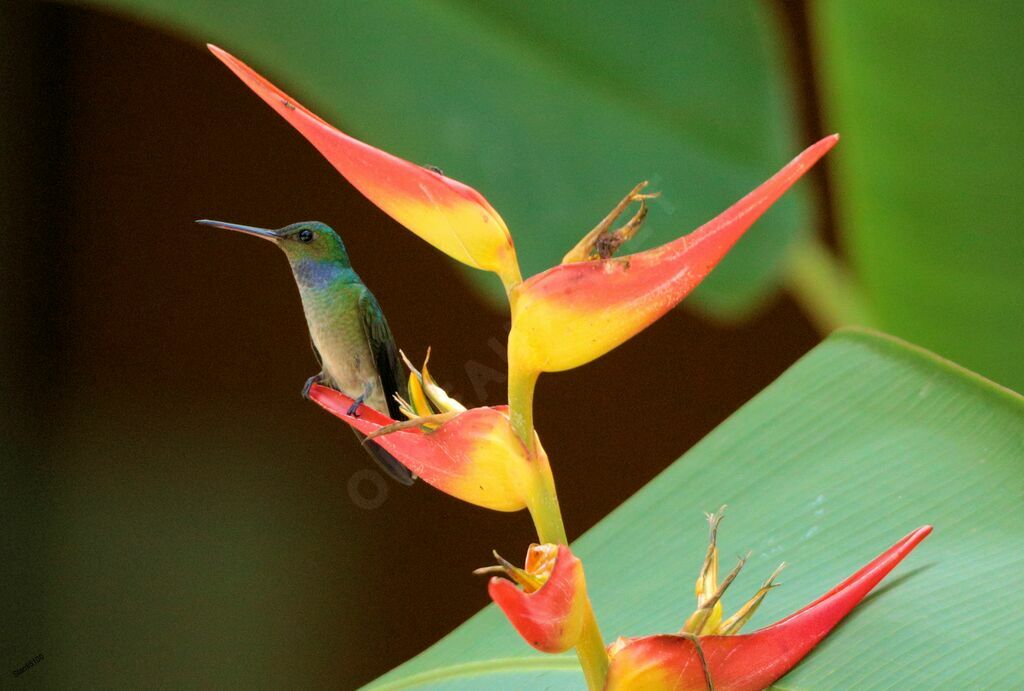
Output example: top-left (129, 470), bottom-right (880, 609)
top-left (813, 1), bottom-right (1024, 390)
top-left (368, 329), bottom-right (1023, 689)
top-left (76, 0), bottom-right (806, 317)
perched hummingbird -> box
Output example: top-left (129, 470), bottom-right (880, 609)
top-left (196, 219), bottom-right (416, 485)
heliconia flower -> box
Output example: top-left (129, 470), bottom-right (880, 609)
top-left (307, 382), bottom-right (534, 512)
top-left (604, 525), bottom-right (932, 690)
top-left (508, 136), bottom-right (838, 376)
top-left (207, 45), bottom-right (523, 293)
top-left (484, 544), bottom-right (590, 654)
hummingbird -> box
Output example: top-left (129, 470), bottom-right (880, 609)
top-left (196, 219), bottom-right (416, 485)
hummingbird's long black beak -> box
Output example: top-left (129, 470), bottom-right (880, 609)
top-left (196, 219), bottom-right (280, 242)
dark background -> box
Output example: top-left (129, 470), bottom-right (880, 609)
top-left (2, 3), bottom-right (822, 687)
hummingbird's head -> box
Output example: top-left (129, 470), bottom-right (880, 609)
top-left (273, 221), bottom-right (350, 265)
top-left (196, 219), bottom-right (351, 266)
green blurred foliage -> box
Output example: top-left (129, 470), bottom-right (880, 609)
top-left (6, 393), bottom-right (382, 688)
top-left (371, 330), bottom-right (1024, 688)
top-left (814, 0), bottom-right (1024, 390)
top-left (77, 0), bottom-right (807, 317)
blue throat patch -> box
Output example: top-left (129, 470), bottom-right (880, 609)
top-left (293, 259), bottom-right (348, 289)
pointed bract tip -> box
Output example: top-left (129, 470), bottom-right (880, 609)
top-left (207, 44), bottom-right (246, 74)
top-left (898, 525), bottom-right (933, 550)
top-left (809, 133), bottom-right (839, 155)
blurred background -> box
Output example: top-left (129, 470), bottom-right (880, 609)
top-left (2, 1), bottom-right (1020, 688)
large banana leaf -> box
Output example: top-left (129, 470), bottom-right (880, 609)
top-left (75, 0), bottom-right (805, 316)
top-left (813, 1), bottom-right (1024, 390)
top-left (367, 329), bottom-right (1023, 688)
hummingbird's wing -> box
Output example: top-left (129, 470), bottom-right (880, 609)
top-left (357, 290), bottom-right (416, 486)
top-left (358, 291), bottom-right (406, 420)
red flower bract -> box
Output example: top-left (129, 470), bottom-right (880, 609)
top-left (207, 44), bottom-right (522, 291)
top-left (488, 545), bottom-right (590, 654)
top-left (308, 383), bottom-right (534, 512)
top-left (604, 526), bottom-right (932, 690)
top-left (508, 135), bottom-right (838, 375)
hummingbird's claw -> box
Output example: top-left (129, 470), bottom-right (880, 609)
top-left (301, 374), bottom-right (324, 400)
top-left (347, 394), bottom-right (366, 418)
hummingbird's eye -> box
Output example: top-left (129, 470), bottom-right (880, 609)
top-left (298, 229), bottom-right (314, 243)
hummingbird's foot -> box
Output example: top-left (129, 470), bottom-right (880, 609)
top-left (301, 373), bottom-right (325, 400)
top-left (346, 394), bottom-right (366, 418)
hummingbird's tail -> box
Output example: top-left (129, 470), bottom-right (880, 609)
top-left (351, 428), bottom-right (417, 486)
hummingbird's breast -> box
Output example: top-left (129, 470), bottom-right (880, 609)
top-left (293, 264), bottom-right (388, 412)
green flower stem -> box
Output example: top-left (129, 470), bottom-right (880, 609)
top-left (499, 263), bottom-right (523, 305)
top-left (508, 367), bottom-right (608, 689)
top-left (576, 606), bottom-right (610, 690)
top-left (509, 367), bottom-right (567, 544)
top-left (507, 366), bottom-right (538, 456)
top-left (525, 456), bottom-right (568, 546)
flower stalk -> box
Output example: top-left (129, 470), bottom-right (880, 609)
top-left (507, 364), bottom-right (566, 546)
top-left (508, 364), bottom-right (605, 685)
top-left (576, 606), bottom-right (610, 689)
top-left (523, 454), bottom-right (566, 547)
top-left (507, 367), bottom-right (539, 456)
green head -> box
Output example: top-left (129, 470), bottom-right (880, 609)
top-left (196, 219), bottom-right (351, 267)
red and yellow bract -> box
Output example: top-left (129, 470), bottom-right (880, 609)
top-left (604, 526), bottom-right (932, 690)
top-left (508, 136), bottom-right (838, 375)
top-left (208, 45), bottom-right (522, 293)
top-left (308, 383), bottom-right (535, 512)
top-left (488, 544), bottom-right (591, 654)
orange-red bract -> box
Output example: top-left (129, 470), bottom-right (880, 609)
top-left (604, 526), bottom-right (932, 690)
top-left (488, 545), bottom-right (590, 654)
top-left (208, 45), bottom-right (522, 292)
top-left (308, 384), bottom-right (531, 511)
top-left (508, 136), bottom-right (838, 375)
